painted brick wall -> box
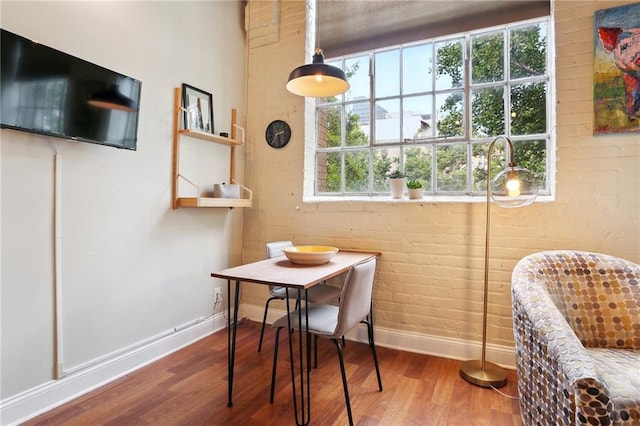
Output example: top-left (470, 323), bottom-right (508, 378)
top-left (241, 0), bottom-right (639, 355)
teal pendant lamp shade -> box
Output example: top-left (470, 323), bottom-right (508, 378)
top-left (286, 48), bottom-right (349, 97)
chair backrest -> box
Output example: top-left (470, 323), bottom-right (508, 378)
top-left (333, 257), bottom-right (377, 338)
top-left (266, 241), bottom-right (293, 259)
top-left (512, 250), bottom-right (640, 349)
top-left (266, 241), bottom-right (294, 294)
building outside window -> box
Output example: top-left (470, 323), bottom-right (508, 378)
top-left (314, 17), bottom-right (553, 200)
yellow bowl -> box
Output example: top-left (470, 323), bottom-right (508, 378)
top-left (281, 246), bottom-right (339, 265)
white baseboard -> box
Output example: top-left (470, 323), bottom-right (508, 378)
top-left (0, 313), bottom-right (227, 426)
top-left (2, 305), bottom-right (515, 426)
top-left (242, 304), bottom-right (516, 369)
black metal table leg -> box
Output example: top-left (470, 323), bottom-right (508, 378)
top-left (227, 279), bottom-right (240, 407)
top-left (304, 288), bottom-right (311, 423)
top-left (285, 288), bottom-right (311, 425)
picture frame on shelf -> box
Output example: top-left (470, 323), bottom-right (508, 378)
top-left (181, 83), bottom-right (214, 133)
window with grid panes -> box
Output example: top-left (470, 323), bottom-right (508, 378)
top-left (314, 17), bottom-right (552, 199)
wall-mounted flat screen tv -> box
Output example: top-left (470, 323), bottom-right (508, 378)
top-left (1, 29), bottom-right (142, 150)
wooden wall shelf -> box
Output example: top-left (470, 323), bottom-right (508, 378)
top-left (177, 128), bottom-right (242, 146)
top-left (176, 196), bottom-right (253, 208)
top-left (171, 87), bottom-right (252, 209)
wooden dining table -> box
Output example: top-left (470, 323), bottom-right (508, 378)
top-left (210, 249), bottom-right (381, 426)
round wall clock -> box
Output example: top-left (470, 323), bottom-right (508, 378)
top-left (265, 120), bottom-right (291, 149)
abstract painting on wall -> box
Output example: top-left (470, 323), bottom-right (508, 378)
top-left (594, 3), bottom-right (640, 135)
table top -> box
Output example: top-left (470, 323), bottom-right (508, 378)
top-left (211, 249), bottom-right (380, 289)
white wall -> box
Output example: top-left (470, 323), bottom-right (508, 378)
top-left (1, 0), bottom-right (246, 400)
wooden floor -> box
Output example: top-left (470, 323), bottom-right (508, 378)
top-left (24, 321), bottom-right (523, 425)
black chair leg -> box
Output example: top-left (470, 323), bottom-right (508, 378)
top-left (365, 310), bottom-right (383, 391)
top-left (313, 334), bottom-right (318, 368)
top-left (365, 321), bottom-right (383, 391)
top-left (258, 297), bottom-right (279, 352)
top-left (270, 326), bottom-right (284, 403)
top-left (332, 339), bottom-right (354, 426)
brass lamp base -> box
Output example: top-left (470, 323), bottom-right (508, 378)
top-left (460, 359), bottom-right (507, 388)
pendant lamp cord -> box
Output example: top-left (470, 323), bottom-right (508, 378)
top-left (314, 0), bottom-right (320, 53)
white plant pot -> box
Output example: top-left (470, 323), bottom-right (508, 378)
top-left (390, 178), bottom-right (405, 199)
top-left (408, 188), bottom-right (423, 200)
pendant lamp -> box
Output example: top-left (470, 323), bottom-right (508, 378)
top-left (286, 48), bottom-right (349, 97)
top-left (286, 1), bottom-right (349, 97)
top-left (459, 135), bottom-right (538, 388)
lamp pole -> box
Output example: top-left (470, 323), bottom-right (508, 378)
top-left (460, 135), bottom-right (537, 388)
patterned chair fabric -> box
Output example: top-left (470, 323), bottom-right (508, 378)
top-left (511, 250), bottom-right (640, 426)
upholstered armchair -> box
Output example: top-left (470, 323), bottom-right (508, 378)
top-left (511, 250), bottom-right (640, 425)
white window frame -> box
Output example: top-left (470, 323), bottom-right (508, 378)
top-left (304, 16), bottom-right (555, 204)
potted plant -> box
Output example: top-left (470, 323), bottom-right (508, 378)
top-left (388, 170), bottom-right (406, 199)
top-left (407, 179), bottom-right (423, 200)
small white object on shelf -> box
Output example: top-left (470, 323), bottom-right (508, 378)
top-left (213, 183), bottom-right (240, 199)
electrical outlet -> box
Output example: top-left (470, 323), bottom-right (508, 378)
top-left (214, 288), bottom-right (223, 305)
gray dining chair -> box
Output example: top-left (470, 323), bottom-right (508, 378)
top-left (258, 241), bottom-right (342, 352)
top-left (269, 256), bottom-right (383, 426)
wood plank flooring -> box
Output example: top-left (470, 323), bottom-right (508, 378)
top-left (23, 321), bottom-right (523, 425)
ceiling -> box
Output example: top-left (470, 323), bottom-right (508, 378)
top-left (318, 0), bottom-right (550, 57)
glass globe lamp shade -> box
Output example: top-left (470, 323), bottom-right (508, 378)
top-left (490, 166), bottom-right (538, 208)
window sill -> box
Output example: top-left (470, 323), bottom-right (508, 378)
top-left (303, 194), bottom-right (555, 204)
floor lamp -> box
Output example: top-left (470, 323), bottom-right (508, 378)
top-left (460, 135), bottom-right (538, 388)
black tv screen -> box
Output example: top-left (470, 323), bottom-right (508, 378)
top-left (1, 29), bottom-right (141, 150)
